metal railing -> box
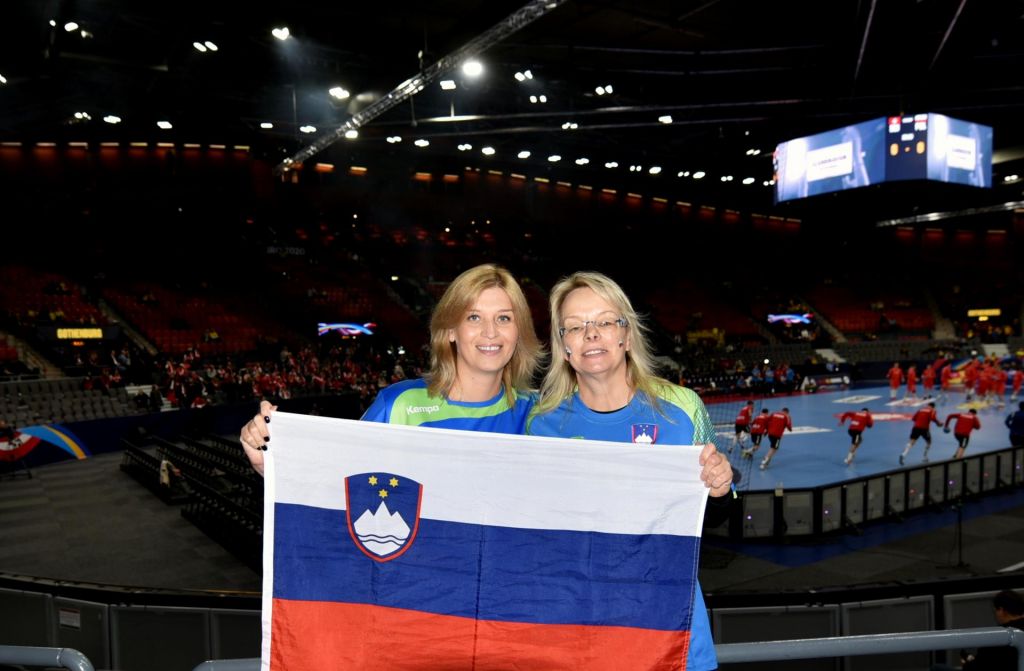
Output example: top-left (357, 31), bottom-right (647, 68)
top-left (191, 627), bottom-right (1024, 671)
top-left (7, 629), bottom-right (1019, 671)
top-left (0, 645), bottom-right (94, 671)
top-left (716, 626), bottom-right (1024, 668)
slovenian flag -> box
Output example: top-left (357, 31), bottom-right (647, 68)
top-left (263, 412), bottom-right (709, 671)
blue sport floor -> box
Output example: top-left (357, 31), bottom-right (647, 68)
top-left (713, 384), bottom-right (1017, 492)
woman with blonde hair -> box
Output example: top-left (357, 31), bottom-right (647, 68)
top-left (241, 263), bottom-right (542, 474)
top-left (528, 270), bottom-right (732, 671)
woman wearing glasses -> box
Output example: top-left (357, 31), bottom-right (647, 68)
top-left (528, 270), bottom-right (733, 671)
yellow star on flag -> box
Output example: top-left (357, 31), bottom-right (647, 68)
top-left (379, 489), bottom-right (388, 499)
top-left (389, 477), bottom-right (399, 487)
top-left (368, 475), bottom-right (378, 486)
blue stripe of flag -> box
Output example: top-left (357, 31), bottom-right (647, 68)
top-left (272, 503), bottom-right (698, 632)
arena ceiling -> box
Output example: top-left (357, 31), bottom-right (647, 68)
top-left (3, 0), bottom-right (1024, 217)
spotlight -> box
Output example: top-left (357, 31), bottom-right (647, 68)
top-left (658, 115), bottom-right (673, 124)
top-left (481, 146), bottom-right (495, 156)
top-left (462, 60), bottom-right (483, 77)
top-left (344, 129), bottom-right (358, 139)
top-left (329, 87), bottom-right (350, 100)
top-left (299, 125), bottom-right (317, 134)
top-left (271, 27), bottom-right (290, 41)
top-left (440, 80), bottom-right (456, 90)
top-left (547, 155), bottom-right (561, 162)
top-left (414, 139), bottom-right (429, 147)
top-left (156, 121), bottom-right (172, 130)
top-left (103, 115), bottom-right (121, 124)
top-left (260, 122), bottom-right (273, 129)
top-left (64, 21), bottom-right (79, 32)
top-left (517, 151), bottom-right (531, 159)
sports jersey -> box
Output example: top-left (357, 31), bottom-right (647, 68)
top-left (735, 404), bottom-right (754, 426)
top-left (944, 412), bottom-right (981, 436)
top-left (912, 407), bottom-right (940, 429)
top-left (766, 411), bottom-right (792, 438)
top-left (361, 378), bottom-right (534, 434)
top-left (839, 410), bottom-right (873, 432)
top-left (526, 382), bottom-right (717, 671)
top-left (749, 414), bottom-right (769, 435)
top-left (888, 365), bottom-right (903, 389)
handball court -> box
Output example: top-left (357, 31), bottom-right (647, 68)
top-left (710, 383), bottom-right (1016, 492)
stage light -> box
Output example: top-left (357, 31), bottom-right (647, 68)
top-left (742, 177), bottom-right (755, 185)
top-left (649, 166), bottom-right (662, 175)
top-left (193, 42), bottom-right (208, 52)
top-left (414, 139), bottom-right (429, 147)
top-left (103, 115), bottom-right (121, 124)
top-left (299, 125), bottom-right (316, 134)
top-left (481, 146), bottom-right (495, 155)
top-left (260, 122), bottom-right (273, 129)
top-left (658, 115), bottom-right (673, 124)
top-left (64, 21), bottom-right (79, 32)
top-left (387, 136), bottom-right (402, 143)
top-left (514, 72), bottom-right (526, 82)
top-left (272, 27), bottom-right (290, 41)
top-left (693, 171), bottom-right (706, 179)
top-left (517, 150), bottom-right (531, 159)
top-left (547, 155), bottom-right (561, 162)
top-left (440, 80), bottom-right (456, 90)
top-left (156, 121), bottom-right (172, 130)
top-left (204, 41), bottom-right (218, 52)
top-left (329, 87), bottom-right (350, 100)
top-left (0, 74), bottom-right (6, 85)
top-left (457, 143), bottom-right (472, 151)
top-left (344, 129), bottom-right (358, 139)
top-left (575, 158), bottom-right (589, 165)
top-left (462, 60), bottom-right (483, 77)
top-left (605, 161), bottom-right (618, 169)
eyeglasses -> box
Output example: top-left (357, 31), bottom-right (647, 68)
top-left (558, 316), bottom-right (628, 339)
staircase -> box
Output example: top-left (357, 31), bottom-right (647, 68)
top-left (0, 331), bottom-right (62, 378)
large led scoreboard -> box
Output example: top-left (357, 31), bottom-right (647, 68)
top-left (773, 113), bottom-right (993, 203)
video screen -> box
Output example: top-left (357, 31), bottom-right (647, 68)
top-left (774, 118), bottom-right (886, 203)
top-left (774, 113), bottom-right (992, 203)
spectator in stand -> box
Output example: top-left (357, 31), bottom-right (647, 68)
top-left (922, 364), bottom-right (936, 399)
top-left (887, 362), bottom-right (903, 400)
top-left (1006, 402), bottom-right (1024, 448)
top-left (742, 409), bottom-right (770, 458)
top-left (839, 407), bottom-right (874, 465)
top-left (954, 589), bottom-right (1024, 671)
top-left (1012, 366), bottom-right (1023, 402)
top-left (905, 364), bottom-right (918, 399)
top-left (730, 400), bottom-right (755, 455)
top-left (759, 407), bottom-right (792, 471)
top-left (944, 408), bottom-right (981, 459)
top-left (901, 402), bottom-right (941, 465)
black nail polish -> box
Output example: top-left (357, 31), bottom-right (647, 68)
top-left (260, 445), bottom-right (268, 451)
top-left (264, 416), bottom-right (271, 423)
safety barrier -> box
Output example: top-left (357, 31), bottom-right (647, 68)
top-left (187, 627), bottom-right (1024, 671)
top-left (0, 645), bottom-right (94, 671)
top-left (716, 626), bottom-right (1024, 668)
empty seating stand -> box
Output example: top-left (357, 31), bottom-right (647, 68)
top-left (119, 441), bottom-right (191, 504)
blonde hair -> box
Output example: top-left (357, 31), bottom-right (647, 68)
top-left (426, 264), bottom-right (541, 402)
top-left (536, 271), bottom-right (667, 415)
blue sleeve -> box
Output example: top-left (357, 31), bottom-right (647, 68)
top-left (360, 390), bottom-right (392, 423)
